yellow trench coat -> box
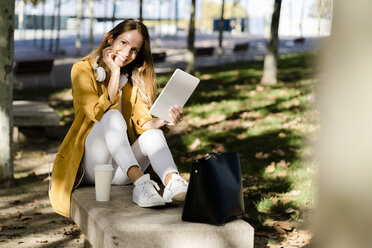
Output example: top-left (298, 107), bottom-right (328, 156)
top-left (49, 58), bottom-right (155, 217)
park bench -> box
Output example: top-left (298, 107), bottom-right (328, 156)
top-left (233, 43), bottom-right (250, 54)
top-left (71, 185), bottom-right (254, 248)
top-left (194, 47), bottom-right (215, 57)
top-left (12, 100), bottom-right (61, 141)
top-left (14, 59), bottom-right (54, 74)
top-left (152, 51), bottom-right (167, 63)
top-left (13, 59), bottom-right (56, 88)
top-left (294, 37), bottom-right (306, 45)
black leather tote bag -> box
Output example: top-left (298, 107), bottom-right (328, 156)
top-left (182, 152), bottom-right (245, 225)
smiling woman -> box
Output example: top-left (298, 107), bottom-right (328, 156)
top-left (49, 19), bottom-right (188, 218)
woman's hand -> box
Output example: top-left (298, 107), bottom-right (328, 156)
top-left (166, 105), bottom-right (183, 126)
top-left (102, 46), bottom-right (120, 75)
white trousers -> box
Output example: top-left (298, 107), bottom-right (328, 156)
top-left (82, 109), bottom-right (178, 186)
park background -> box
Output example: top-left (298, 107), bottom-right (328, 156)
top-left (3, 1), bottom-right (371, 248)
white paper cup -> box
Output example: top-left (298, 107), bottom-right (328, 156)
top-left (94, 164), bottom-right (114, 201)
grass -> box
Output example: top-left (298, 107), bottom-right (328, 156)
top-left (14, 51), bottom-right (318, 232)
top-left (159, 51), bottom-right (318, 230)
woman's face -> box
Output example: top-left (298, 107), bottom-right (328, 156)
top-left (109, 29), bottom-right (144, 68)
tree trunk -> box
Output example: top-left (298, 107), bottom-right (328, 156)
top-left (112, 0), bottom-right (117, 28)
top-left (0, 0), bottom-right (15, 183)
top-left (185, 0), bottom-right (196, 74)
top-left (49, 0), bottom-right (56, 53)
top-left (41, 0), bottom-right (45, 49)
top-left (18, 0), bottom-right (25, 40)
top-left (55, 0), bottom-right (61, 55)
top-left (75, 0), bottom-right (83, 56)
top-left (175, 0), bottom-right (178, 35)
top-left (89, 0), bottom-right (94, 52)
top-left (217, 0), bottom-right (225, 55)
top-left (139, 0), bottom-right (143, 22)
top-left (260, 0), bottom-right (282, 85)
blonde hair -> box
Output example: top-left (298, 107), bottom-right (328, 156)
top-left (84, 19), bottom-right (156, 105)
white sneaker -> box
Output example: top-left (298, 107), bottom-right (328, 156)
top-left (133, 174), bottom-right (166, 207)
top-left (163, 173), bottom-right (189, 203)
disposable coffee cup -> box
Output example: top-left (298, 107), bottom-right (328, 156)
top-left (94, 164), bottom-right (114, 201)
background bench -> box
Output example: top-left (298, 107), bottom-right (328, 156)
top-left (152, 51), bottom-right (167, 63)
top-left (195, 47), bottom-right (215, 57)
top-left (14, 59), bottom-right (54, 75)
top-left (71, 185), bottom-right (254, 248)
top-left (233, 43), bottom-right (250, 54)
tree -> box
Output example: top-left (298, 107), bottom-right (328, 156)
top-left (260, 0), bottom-right (282, 85)
top-left (0, 0), bottom-right (15, 183)
top-left (217, 0), bottom-right (225, 55)
top-left (75, 0), bottom-right (83, 56)
top-left (89, 0), bottom-right (95, 52)
top-left (309, 0), bottom-right (332, 37)
top-left (139, 0), bottom-right (143, 22)
top-left (185, 0), bottom-right (196, 74)
top-left (55, 0), bottom-right (61, 55)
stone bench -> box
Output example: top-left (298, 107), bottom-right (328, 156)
top-left (71, 185), bottom-right (254, 248)
top-left (13, 100), bottom-right (61, 141)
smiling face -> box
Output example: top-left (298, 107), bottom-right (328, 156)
top-left (109, 29), bottom-right (144, 68)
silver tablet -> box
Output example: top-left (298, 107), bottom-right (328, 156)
top-left (149, 68), bottom-right (200, 122)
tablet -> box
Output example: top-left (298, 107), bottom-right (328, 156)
top-left (149, 68), bottom-right (200, 122)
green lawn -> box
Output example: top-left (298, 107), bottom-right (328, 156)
top-left (158, 52), bottom-right (318, 230)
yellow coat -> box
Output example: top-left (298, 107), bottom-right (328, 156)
top-left (49, 58), bottom-right (155, 217)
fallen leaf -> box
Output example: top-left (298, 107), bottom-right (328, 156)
top-left (282, 198), bottom-right (296, 204)
top-left (276, 221), bottom-right (295, 231)
top-left (188, 138), bottom-right (201, 150)
top-left (272, 149), bottom-right (285, 156)
top-left (278, 160), bottom-right (291, 168)
top-left (265, 162), bottom-right (276, 174)
top-left (256, 85), bottom-right (264, 91)
top-left (276, 171), bottom-right (288, 178)
top-left (278, 132), bottom-right (287, 138)
top-left (255, 152), bottom-right (270, 159)
top-left (274, 224), bottom-right (287, 234)
top-left (272, 197), bottom-right (279, 205)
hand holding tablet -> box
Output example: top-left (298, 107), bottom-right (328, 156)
top-left (149, 69), bottom-right (200, 123)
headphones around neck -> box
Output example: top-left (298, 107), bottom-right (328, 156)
top-left (94, 56), bottom-right (106, 82)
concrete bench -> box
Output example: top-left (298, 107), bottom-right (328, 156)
top-left (195, 47), bottom-right (215, 57)
top-left (13, 59), bottom-right (56, 88)
top-left (233, 43), bottom-right (250, 54)
top-left (13, 100), bottom-right (60, 127)
top-left (152, 52), bottom-right (167, 63)
top-left (13, 100), bottom-right (61, 141)
top-left (71, 185), bottom-right (254, 248)
top-left (14, 59), bottom-right (54, 74)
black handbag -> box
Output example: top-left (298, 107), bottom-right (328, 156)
top-left (182, 152), bottom-right (245, 225)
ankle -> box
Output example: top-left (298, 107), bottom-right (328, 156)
top-left (164, 172), bottom-right (177, 186)
top-left (127, 165), bottom-right (143, 184)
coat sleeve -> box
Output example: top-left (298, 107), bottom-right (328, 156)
top-left (131, 96), bottom-right (155, 136)
top-left (131, 96), bottom-right (171, 136)
top-left (71, 60), bottom-right (119, 122)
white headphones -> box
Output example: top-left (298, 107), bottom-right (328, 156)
top-left (94, 56), bottom-right (106, 82)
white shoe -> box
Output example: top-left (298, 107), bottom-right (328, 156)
top-left (163, 173), bottom-right (189, 203)
top-left (133, 174), bottom-right (166, 207)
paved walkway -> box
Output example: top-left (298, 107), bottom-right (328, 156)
top-left (14, 31), bottom-right (323, 89)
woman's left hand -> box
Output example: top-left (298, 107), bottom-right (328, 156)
top-left (167, 105), bottom-right (183, 126)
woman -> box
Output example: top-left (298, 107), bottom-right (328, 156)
top-left (49, 19), bottom-right (188, 218)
